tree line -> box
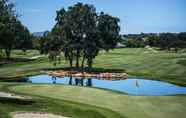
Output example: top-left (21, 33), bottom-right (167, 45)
top-left (0, 1), bottom-right (120, 71)
top-left (122, 32), bottom-right (186, 52)
top-left (40, 2), bottom-right (120, 71)
top-left (1, 0), bottom-right (185, 70)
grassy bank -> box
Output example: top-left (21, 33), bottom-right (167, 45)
top-left (10, 84), bottom-right (186, 118)
top-left (0, 48), bottom-right (186, 86)
top-left (94, 48), bottom-right (186, 86)
top-left (0, 83), bottom-right (124, 118)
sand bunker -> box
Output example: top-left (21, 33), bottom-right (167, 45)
top-left (0, 92), bottom-right (30, 99)
top-left (12, 113), bottom-right (69, 118)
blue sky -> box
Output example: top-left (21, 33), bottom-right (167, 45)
top-left (13, 0), bottom-right (186, 34)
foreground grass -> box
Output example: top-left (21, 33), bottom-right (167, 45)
top-left (0, 83), bottom-right (123, 118)
top-left (10, 84), bottom-right (186, 118)
top-left (0, 48), bottom-right (186, 86)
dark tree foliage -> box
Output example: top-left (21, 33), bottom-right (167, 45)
top-left (0, 0), bottom-right (31, 59)
top-left (14, 26), bottom-right (32, 53)
top-left (41, 2), bottom-right (120, 70)
top-left (125, 38), bottom-right (145, 48)
top-left (121, 32), bottom-right (186, 52)
top-left (0, 0), bottom-right (16, 59)
top-left (157, 33), bottom-right (184, 52)
top-left (98, 12), bottom-right (120, 52)
top-left (178, 32), bottom-right (186, 48)
top-left (146, 35), bottom-right (159, 47)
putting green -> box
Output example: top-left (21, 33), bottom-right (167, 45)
top-left (11, 84), bottom-right (186, 118)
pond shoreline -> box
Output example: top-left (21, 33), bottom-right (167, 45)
top-left (45, 70), bottom-right (128, 80)
top-left (27, 74), bottom-right (186, 96)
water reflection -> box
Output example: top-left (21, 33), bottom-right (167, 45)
top-left (66, 76), bottom-right (92, 87)
top-left (75, 78), bottom-right (83, 86)
top-left (52, 76), bottom-right (57, 84)
top-left (87, 78), bottom-right (92, 86)
top-left (69, 76), bottom-right (72, 85)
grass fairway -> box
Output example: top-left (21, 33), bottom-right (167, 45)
top-left (94, 48), bottom-right (186, 86)
top-left (0, 48), bottom-right (186, 118)
top-left (0, 83), bottom-right (123, 118)
top-left (11, 84), bottom-right (186, 118)
top-left (0, 48), bottom-right (186, 86)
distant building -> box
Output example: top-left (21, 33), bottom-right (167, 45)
top-left (116, 43), bottom-right (126, 48)
top-left (32, 32), bottom-right (44, 37)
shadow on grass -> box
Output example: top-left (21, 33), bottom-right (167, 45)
top-left (45, 67), bottom-right (126, 73)
top-left (0, 97), bottom-right (35, 105)
top-left (0, 77), bottom-right (28, 82)
top-left (177, 59), bottom-right (186, 66)
top-left (0, 84), bottom-right (125, 118)
top-left (0, 57), bottom-right (34, 67)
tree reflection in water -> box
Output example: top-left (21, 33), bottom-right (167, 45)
top-left (68, 77), bottom-right (92, 87)
top-left (87, 78), bottom-right (92, 86)
top-left (51, 76), bottom-right (93, 87)
top-left (75, 78), bottom-right (84, 86)
top-left (52, 76), bottom-right (57, 84)
top-left (69, 76), bottom-right (72, 85)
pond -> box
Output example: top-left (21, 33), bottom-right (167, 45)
top-left (27, 75), bottom-right (186, 96)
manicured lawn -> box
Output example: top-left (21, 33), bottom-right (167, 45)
top-left (0, 48), bottom-right (186, 118)
top-left (0, 83), bottom-right (123, 118)
top-left (10, 84), bottom-right (186, 118)
top-left (0, 48), bottom-right (186, 86)
top-left (11, 50), bottom-right (40, 58)
top-left (94, 48), bottom-right (186, 86)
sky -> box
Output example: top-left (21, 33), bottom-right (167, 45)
top-left (12, 0), bottom-right (186, 34)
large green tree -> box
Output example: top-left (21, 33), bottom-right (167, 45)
top-left (42, 2), bottom-right (120, 70)
top-left (0, 0), bottom-right (31, 59)
top-left (0, 0), bottom-right (15, 59)
top-left (98, 12), bottom-right (120, 52)
top-left (54, 2), bottom-right (99, 69)
top-left (14, 25), bottom-right (32, 53)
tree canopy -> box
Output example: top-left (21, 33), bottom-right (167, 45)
top-left (0, 0), bottom-right (31, 59)
top-left (121, 32), bottom-right (186, 51)
top-left (41, 2), bottom-right (120, 70)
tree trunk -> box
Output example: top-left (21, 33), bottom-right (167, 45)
top-left (23, 49), bottom-right (26, 55)
top-left (0, 48), bottom-right (3, 58)
top-left (175, 48), bottom-right (178, 53)
top-left (87, 58), bottom-right (93, 72)
top-left (81, 54), bottom-right (86, 71)
top-left (69, 76), bottom-right (72, 85)
top-left (69, 56), bottom-right (73, 69)
top-left (5, 48), bottom-right (11, 60)
top-left (68, 51), bottom-right (73, 69)
top-left (76, 49), bottom-right (80, 68)
top-left (70, 59), bottom-right (73, 68)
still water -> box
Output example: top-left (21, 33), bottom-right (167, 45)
top-left (27, 75), bottom-right (186, 96)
